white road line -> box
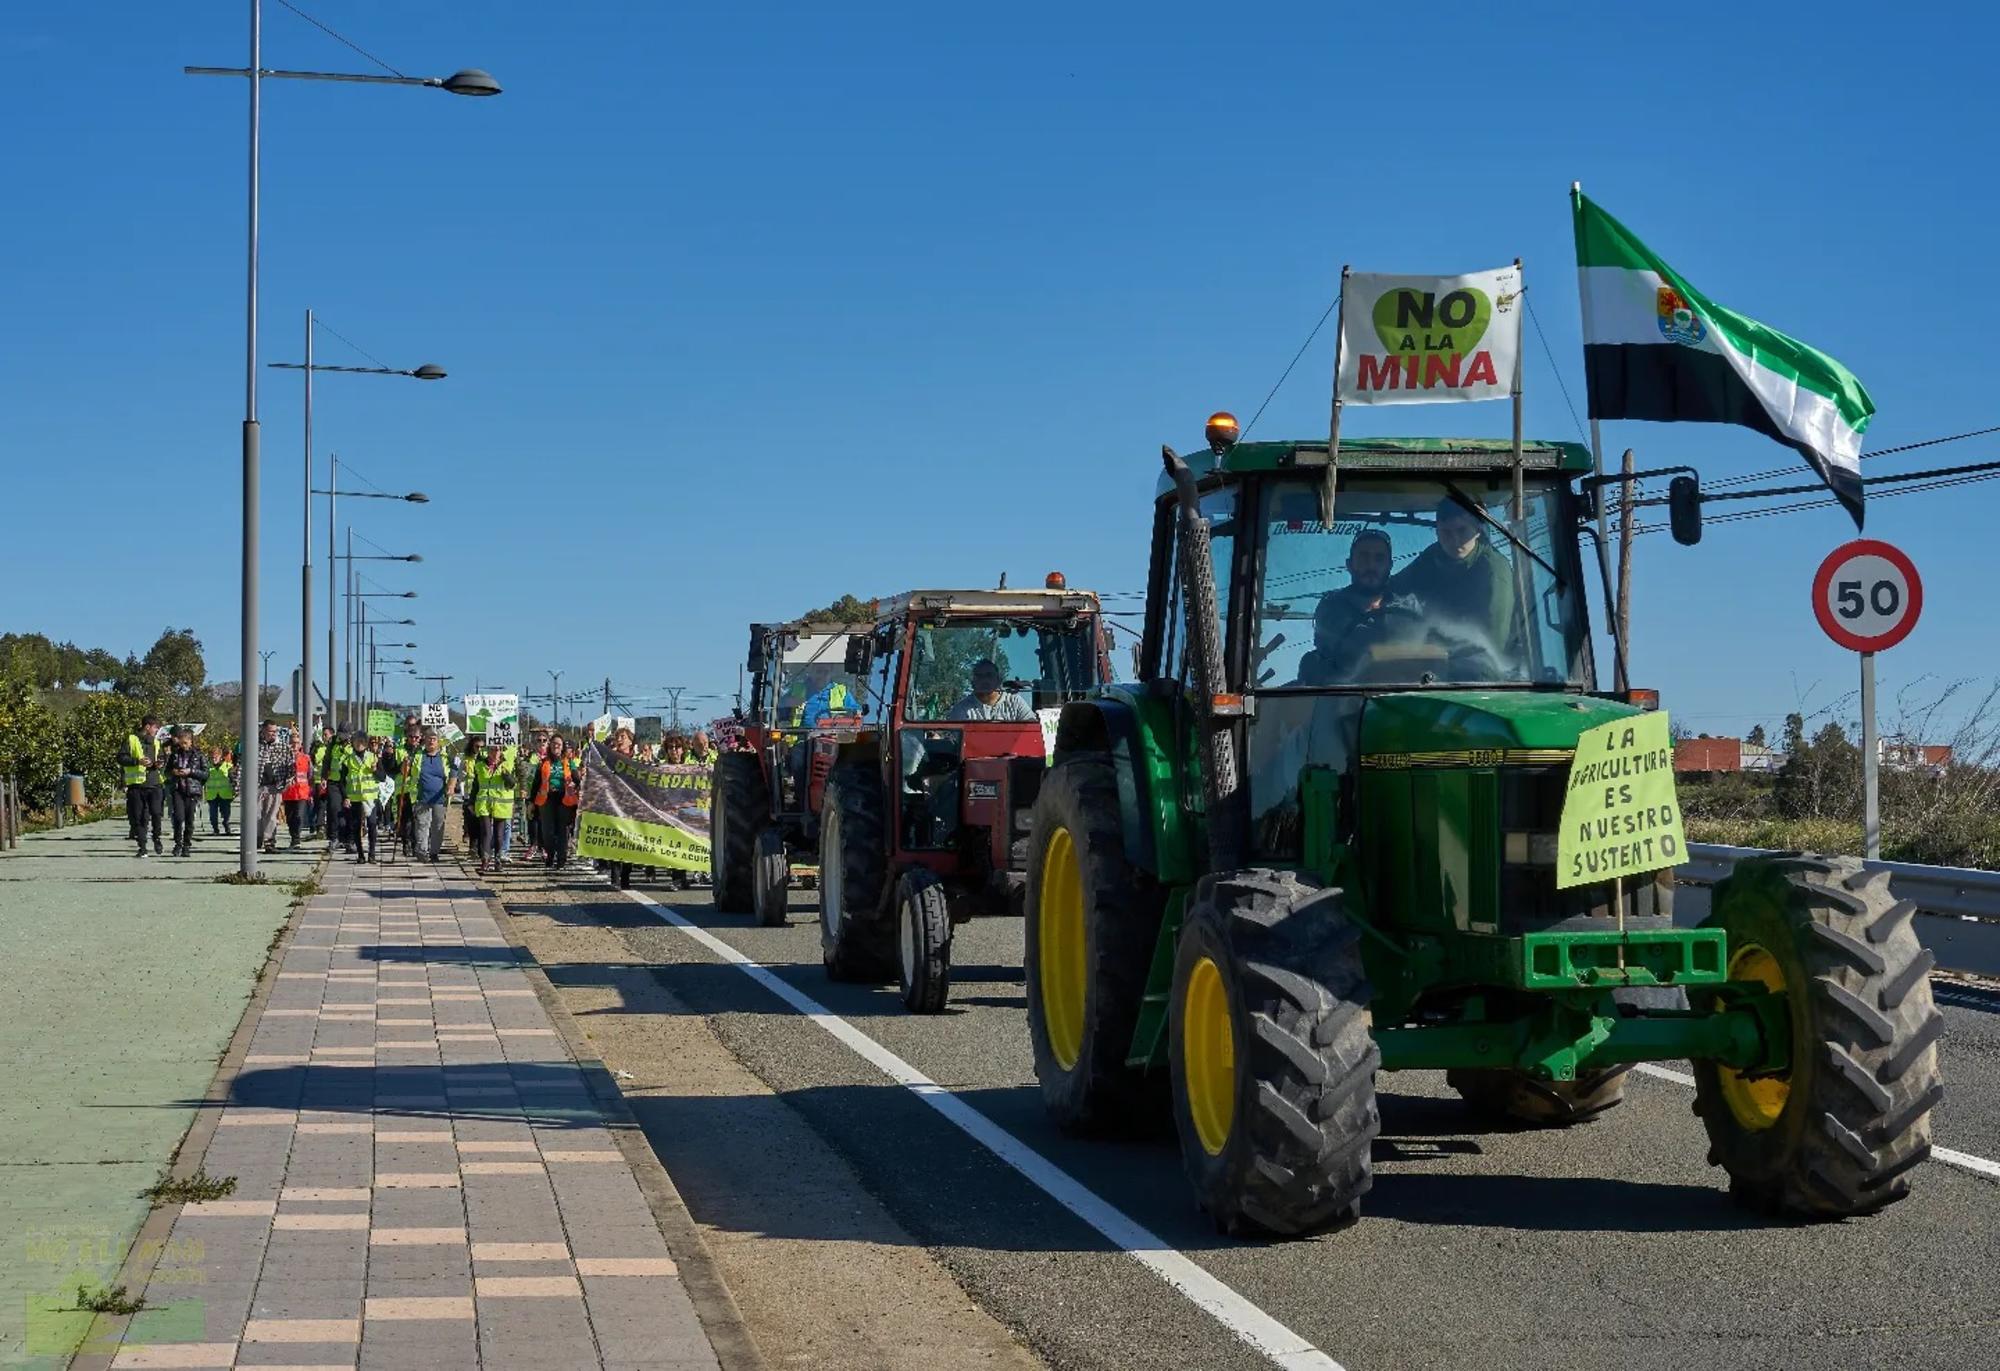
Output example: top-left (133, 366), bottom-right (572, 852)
top-left (1632, 1064), bottom-right (2000, 1181)
top-left (619, 888), bottom-right (1345, 1371)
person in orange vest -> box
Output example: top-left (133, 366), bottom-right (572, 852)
top-left (281, 737), bottom-right (313, 849)
top-left (532, 733), bottom-right (582, 869)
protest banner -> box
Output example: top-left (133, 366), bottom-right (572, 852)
top-left (421, 702), bottom-right (448, 728)
top-left (575, 740), bottom-right (712, 871)
top-left (463, 693), bottom-right (518, 736)
top-left (365, 708), bottom-right (396, 737)
top-left (1555, 711), bottom-right (1686, 889)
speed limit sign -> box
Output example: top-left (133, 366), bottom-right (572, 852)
top-left (1813, 539), bottom-right (1923, 653)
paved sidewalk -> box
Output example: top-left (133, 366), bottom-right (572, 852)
top-left (89, 854), bottom-right (725, 1370)
top-left (0, 818), bottom-right (317, 1368)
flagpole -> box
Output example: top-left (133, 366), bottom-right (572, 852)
top-left (1573, 180), bottom-right (1625, 690)
top-left (1511, 256), bottom-right (1525, 525)
top-left (1323, 265), bottom-right (1349, 525)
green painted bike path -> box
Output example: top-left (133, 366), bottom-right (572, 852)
top-left (0, 818), bottom-right (319, 1367)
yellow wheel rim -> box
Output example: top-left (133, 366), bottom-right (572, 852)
top-left (1038, 826), bottom-right (1086, 1071)
top-left (1717, 942), bottom-right (1791, 1130)
top-left (1182, 955), bottom-right (1236, 1156)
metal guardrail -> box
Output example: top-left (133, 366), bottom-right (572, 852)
top-left (1677, 843), bottom-right (2000, 979)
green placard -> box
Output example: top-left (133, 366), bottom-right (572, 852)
top-left (365, 708), bottom-right (397, 737)
top-left (1555, 711), bottom-right (1687, 889)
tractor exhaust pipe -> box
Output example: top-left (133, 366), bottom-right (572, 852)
top-left (1162, 446), bottom-right (1248, 872)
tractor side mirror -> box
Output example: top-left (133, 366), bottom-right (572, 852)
top-left (1668, 476), bottom-right (1703, 546)
top-left (746, 625), bottom-right (769, 675)
top-left (844, 634), bottom-right (874, 676)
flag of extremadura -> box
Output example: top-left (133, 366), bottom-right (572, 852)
top-left (1571, 189), bottom-right (1875, 526)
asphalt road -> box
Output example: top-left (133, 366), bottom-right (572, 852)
top-left (542, 873), bottom-right (2000, 1371)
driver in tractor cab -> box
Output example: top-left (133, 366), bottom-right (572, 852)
top-left (1297, 528), bottom-right (1394, 684)
top-left (1390, 495), bottom-right (1513, 655)
top-left (947, 659), bottom-right (1033, 722)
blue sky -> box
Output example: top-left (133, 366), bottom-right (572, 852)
top-left (2, 2), bottom-right (1992, 738)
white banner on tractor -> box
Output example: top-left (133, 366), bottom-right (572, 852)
top-left (1336, 265), bottom-right (1522, 405)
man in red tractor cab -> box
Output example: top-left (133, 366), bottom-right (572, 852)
top-left (946, 659), bottom-right (1034, 722)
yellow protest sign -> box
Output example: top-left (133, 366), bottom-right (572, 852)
top-left (1556, 711), bottom-right (1686, 889)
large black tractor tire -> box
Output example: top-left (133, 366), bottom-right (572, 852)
top-left (1693, 854), bottom-right (1943, 1220)
top-left (711, 753), bottom-right (765, 914)
top-left (819, 764), bottom-right (895, 982)
top-left (895, 868), bottom-right (953, 1014)
top-left (751, 825), bottom-right (792, 927)
top-left (1447, 985), bottom-right (1690, 1127)
top-left (1024, 753), bottom-right (1164, 1134)
top-left (1168, 870), bottom-right (1379, 1236)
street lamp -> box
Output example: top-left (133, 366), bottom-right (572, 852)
top-left (549, 671), bottom-right (565, 728)
top-left (270, 328), bottom-right (445, 741)
top-left (310, 453), bottom-right (427, 731)
top-left (336, 529), bottom-right (421, 726)
top-left (350, 587), bottom-right (417, 730)
top-left (185, 3), bottom-right (498, 877)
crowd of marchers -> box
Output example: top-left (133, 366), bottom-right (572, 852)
top-left (116, 712), bottom-right (717, 877)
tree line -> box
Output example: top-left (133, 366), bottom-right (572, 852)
top-left (0, 628), bottom-right (206, 697)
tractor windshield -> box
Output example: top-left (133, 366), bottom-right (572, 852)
top-left (904, 616), bottom-right (1101, 722)
top-left (775, 631), bottom-right (874, 725)
top-left (1250, 473), bottom-right (1589, 691)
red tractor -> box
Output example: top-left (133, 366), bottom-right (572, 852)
top-left (714, 582), bottom-right (1112, 1011)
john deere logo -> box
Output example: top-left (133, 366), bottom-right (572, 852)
top-left (1356, 287), bottom-right (1500, 393)
top-left (1656, 285), bottom-right (1706, 346)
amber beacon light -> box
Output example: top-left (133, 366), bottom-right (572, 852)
top-left (1205, 411), bottom-right (1240, 455)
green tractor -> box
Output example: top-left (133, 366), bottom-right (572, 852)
top-left (1026, 417), bottom-right (1944, 1235)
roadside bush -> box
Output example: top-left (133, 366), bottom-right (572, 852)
top-left (61, 693), bottom-right (144, 803)
top-left (0, 681), bottom-right (64, 804)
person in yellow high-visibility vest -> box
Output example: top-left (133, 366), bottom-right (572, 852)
top-left (473, 743), bottom-right (516, 874)
top-left (122, 715), bottom-right (166, 857)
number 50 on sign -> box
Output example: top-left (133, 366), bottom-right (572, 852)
top-left (1813, 539), bottom-right (1922, 653)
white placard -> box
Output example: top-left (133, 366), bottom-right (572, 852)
top-left (1338, 265), bottom-right (1522, 405)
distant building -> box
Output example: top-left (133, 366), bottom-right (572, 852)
top-left (1741, 742), bottom-right (1786, 774)
top-left (1676, 737), bottom-right (1741, 773)
top-left (1675, 736), bottom-right (1787, 775)
top-left (1881, 736), bottom-right (1953, 774)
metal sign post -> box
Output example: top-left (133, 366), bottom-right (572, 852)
top-left (1812, 539), bottom-right (1924, 860)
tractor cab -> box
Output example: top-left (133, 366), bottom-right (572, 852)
top-left (858, 586), bottom-right (1106, 861)
top-left (709, 618), bottom-right (876, 924)
top-left (1148, 439), bottom-right (1601, 872)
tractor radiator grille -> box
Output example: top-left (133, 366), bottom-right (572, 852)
top-left (1497, 765), bottom-right (1673, 933)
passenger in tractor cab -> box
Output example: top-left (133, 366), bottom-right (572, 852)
top-left (1389, 495), bottom-right (1512, 659)
top-left (947, 659), bottom-right (1033, 722)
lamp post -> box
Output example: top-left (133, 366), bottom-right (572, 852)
top-left (186, 5), bottom-right (498, 877)
top-left (548, 671), bottom-right (565, 728)
top-left (349, 587), bottom-right (417, 730)
top-left (270, 327), bottom-right (442, 747)
top-left (324, 522), bottom-right (420, 726)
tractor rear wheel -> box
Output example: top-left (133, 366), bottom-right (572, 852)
top-left (751, 826), bottom-right (791, 927)
top-left (1024, 753), bottom-right (1162, 1133)
top-left (1168, 870), bottom-right (1379, 1236)
top-left (896, 868), bottom-right (952, 1014)
top-left (1694, 854), bottom-right (1944, 1219)
top-left (711, 753), bottom-right (765, 914)
top-left (1447, 986), bottom-right (1689, 1126)
top-left (820, 764), bottom-right (893, 981)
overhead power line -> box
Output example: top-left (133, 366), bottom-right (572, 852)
top-left (1702, 422), bottom-right (2000, 491)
